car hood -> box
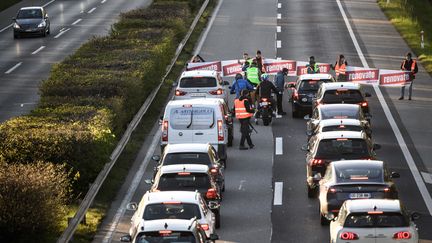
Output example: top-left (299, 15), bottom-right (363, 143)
top-left (16, 19), bottom-right (43, 25)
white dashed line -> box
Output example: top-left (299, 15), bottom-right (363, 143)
top-left (42, 0), bottom-right (55, 7)
top-left (31, 46), bottom-right (46, 55)
top-left (71, 18), bottom-right (82, 25)
top-left (275, 137), bottom-right (283, 155)
top-left (277, 3), bottom-right (282, 8)
top-left (238, 180), bottom-right (246, 190)
top-left (277, 26), bottom-right (281, 33)
top-left (276, 57), bottom-right (282, 60)
top-left (5, 62), bottom-right (22, 74)
top-left (54, 28), bottom-right (71, 38)
top-left (422, 172), bottom-right (432, 184)
top-left (277, 13), bottom-right (281, 19)
top-left (101, 0), bottom-right (107, 3)
top-left (88, 7), bottom-right (97, 14)
top-left (0, 24), bottom-right (12, 33)
top-left (274, 182), bottom-right (283, 205)
top-left (276, 40), bottom-right (282, 48)
top-left (336, 0), bottom-right (432, 215)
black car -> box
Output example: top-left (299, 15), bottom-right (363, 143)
top-left (13, 7), bottom-right (50, 38)
top-left (289, 74), bottom-right (335, 118)
top-left (302, 131), bottom-right (380, 198)
top-left (318, 160), bottom-right (400, 225)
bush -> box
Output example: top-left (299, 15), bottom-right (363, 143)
top-left (0, 162), bottom-right (71, 242)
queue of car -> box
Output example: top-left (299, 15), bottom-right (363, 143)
top-left (296, 79), bottom-right (420, 242)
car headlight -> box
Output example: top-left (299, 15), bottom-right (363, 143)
top-left (37, 21), bottom-right (46, 28)
top-left (13, 22), bottom-right (20, 29)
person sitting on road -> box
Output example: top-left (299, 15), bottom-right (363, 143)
top-left (306, 56), bottom-right (320, 74)
top-left (231, 73), bottom-right (254, 99)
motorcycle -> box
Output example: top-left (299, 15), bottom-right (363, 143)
top-left (255, 97), bottom-right (273, 126)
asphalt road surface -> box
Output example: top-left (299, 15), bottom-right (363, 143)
top-left (90, 0), bottom-right (432, 242)
top-left (0, 0), bottom-right (150, 122)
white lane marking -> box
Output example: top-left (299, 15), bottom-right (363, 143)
top-left (276, 40), bottom-right (281, 48)
top-left (5, 62), bottom-right (22, 74)
top-left (277, 13), bottom-right (281, 19)
top-left (31, 46), bottom-right (45, 55)
top-left (42, 0), bottom-right (56, 7)
top-left (277, 3), bottom-right (282, 8)
top-left (277, 26), bottom-right (281, 33)
top-left (19, 102), bottom-right (36, 107)
top-left (0, 24), bottom-right (12, 33)
top-left (275, 137), bottom-right (283, 155)
top-left (88, 7), bottom-right (97, 14)
top-left (274, 182), bottom-right (283, 205)
top-left (238, 180), bottom-right (246, 190)
top-left (101, 0), bottom-right (107, 3)
top-left (336, 0), bottom-right (432, 215)
top-left (277, 57), bottom-right (282, 60)
top-left (102, 130), bottom-right (161, 243)
top-left (59, 27), bottom-right (65, 32)
top-left (71, 18), bottom-right (82, 25)
top-left (422, 172), bottom-right (432, 184)
top-left (194, 0), bottom-right (224, 55)
top-left (54, 27), bottom-right (71, 38)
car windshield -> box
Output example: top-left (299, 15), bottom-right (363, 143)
top-left (180, 77), bottom-right (217, 88)
top-left (163, 153), bottom-right (212, 167)
top-left (316, 138), bottom-right (370, 159)
top-left (143, 203), bottom-right (201, 220)
top-left (322, 125), bottom-right (363, 132)
top-left (299, 79), bottom-right (330, 91)
top-left (135, 231), bottom-right (196, 243)
top-left (344, 212), bottom-right (408, 228)
top-left (17, 9), bottom-right (42, 19)
top-left (157, 173), bottom-right (211, 191)
top-left (170, 107), bottom-right (215, 130)
top-left (335, 164), bottom-right (384, 183)
top-left (322, 89), bottom-right (364, 103)
top-left (321, 108), bottom-right (359, 120)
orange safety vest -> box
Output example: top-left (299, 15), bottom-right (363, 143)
top-left (335, 62), bottom-right (346, 76)
top-left (402, 59), bottom-right (417, 76)
top-left (234, 99), bottom-right (253, 119)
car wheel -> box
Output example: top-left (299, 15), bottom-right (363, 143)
top-left (263, 117), bottom-right (270, 126)
top-left (47, 27), bottom-right (50, 35)
top-left (307, 185), bottom-right (316, 198)
top-left (214, 210), bottom-right (221, 229)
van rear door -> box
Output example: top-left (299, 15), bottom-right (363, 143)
top-left (169, 106), bottom-right (194, 143)
top-left (191, 106), bottom-right (217, 144)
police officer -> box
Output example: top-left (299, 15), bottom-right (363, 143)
top-left (234, 89), bottom-right (255, 150)
top-left (245, 59), bottom-right (262, 86)
top-left (306, 56), bottom-right (320, 74)
top-left (399, 52), bottom-right (418, 100)
top-left (274, 68), bottom-right (288, 115)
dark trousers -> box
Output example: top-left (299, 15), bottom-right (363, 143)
top-left (276, 92), bottom-right (283, 113)
top-left (239, 118), bottom-right (253, 146)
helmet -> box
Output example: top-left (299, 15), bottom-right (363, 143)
top-left (261, 73), bottom-right (269, 81)
top-left (235, 73), bottom-right (243, 80)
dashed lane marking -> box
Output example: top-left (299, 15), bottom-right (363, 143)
top-left (277, 3), bottom-right (281, 8)
top-left (31, 46), bottom-right (45, 55)
top-left (71, 18), bottom-right (82, 25)
top-left (276, 40), bottom-right (281, 48)
top-left (54, 28), bottom-right (71, 38)
top-left (88, 7), bottom-right (97, 14)
top-left (421, 172), bottom-right (432, 184)
top-left (277, 26), bottom-right (281, 33)
top-left (274, 182), bottom-right (283, 205)
top-left (277, 13), bottom-right (281, 19)
top-left (275, 137), bottom-right (283, 155)
top-left (101, 0), bottom-right (107, 3)
top-left (5, 62), bottom-right (22, 74)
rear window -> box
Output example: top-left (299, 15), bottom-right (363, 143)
top-left (322, 89), bottom-right (364, 103)
top-left (322, 125), bottom-right (363, 132)
top-left (335, 165), bottom-right (384, 183)
top-left (321, 108), bottom-right (359, 120)
top-left (157, 173), bottom-right (211, 191)
top-left (180, 77), bottom-right (217, 88)
top-left (143, 203), bottom-right (201, 220)
top-left (344, 213), bottom-right (408, 228)
top-left (163, 153), bottom-right (211, 167)
top-left (299, 79), bottom-right (331, 91)
top-left (135, 231), bottom-right (195, 243)
top-left (170, 107), bottom-right (215, 130)
top-left (316, 138), bottom-right (370, 159)
top-left (18, 9), bottom-right (42, 19)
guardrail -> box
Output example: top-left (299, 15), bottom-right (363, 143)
top-left (57, 0), bottom-right (210, 241)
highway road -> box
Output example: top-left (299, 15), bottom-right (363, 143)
top-left (0, 0), bottom-right (150, 122)
top-left (75, 0), bottom-right (432, 242)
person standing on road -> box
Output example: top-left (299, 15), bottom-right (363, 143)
top-left (231, 73), bottom-right (254, 99)
top-left (399, 52), bottom-right (418, 100)
top-left (255, 50), bottom-right (265, 73)
top-left (245, 59), bottom-right (262, 86)
top-left (331, 54), bottom-right (348, 81)
top-left (235, 90), bottom-right (255, 150)
top-left (274, 68), bottom-right (288, 115)
top-left (240, 53), bottom-right (252, 71)
top-left (306, 56), bottom-right (320, 74)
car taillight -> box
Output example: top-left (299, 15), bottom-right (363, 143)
top-left (206, 188), bottom-right (217, 199)
top-left (340, 232), bottom-right (359, 240)
top-left (210, 167), bottom-right (218, 175)
top-left (200, 224), bottom-right (210, 231)
top-left (378, 187), bottom-right (391, 193)
top-left (293, 91), bottom-right (299, 100)
top-left (162, 120), bottom-right (168, 141)
top-left (217, 120), bottom-right (224, 141)
top-left (310, 158), bottom-right (324, 166)
top-left (393, 231), bottom-right (411, 239)
top-left (360, 101), bottom-right (368, 107)
top-left (209, 89), bottom-right (223, 95)
top-left (328, 187), bottom-right (341, 193)
top-left (175, 89), bottom-right (187, 96)
top-left (262, 98), bottom-right (268, 102)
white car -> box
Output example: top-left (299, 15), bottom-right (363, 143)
top-left (127, 191), bottom-right (216, 239)
top-left (174, 70), bottom-right (229, 104)
top-left (329, 199), bottom-right (419, 243)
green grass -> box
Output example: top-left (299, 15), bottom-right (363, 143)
top-left (378, 0), bottom-right (432, 73)
top-left (57, 0), bottom-right (217, 242)
top-left (0, 0), bottom-right (20, 11)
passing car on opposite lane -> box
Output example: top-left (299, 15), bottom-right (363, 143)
top-left (318, 160), bottom-right (400, 225)
top-left (13, 7), bottom-right (50, 38)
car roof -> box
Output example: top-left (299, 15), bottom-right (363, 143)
top-left (137, 218), bottom-right (197, 233)
top-left (331, 160), bottom-right (383, 168)
top-left (143, 191), bottom-right (200, 204)
top-left (321, 82), bottom-right (360, 90)
top-left (20, 6), bottom-right (43, 10)
top-left (345, 199), bottom-right (402, 213)
top-left (181, 70), bottom-right (218, 78)
top-left (164, 143), bottom-right (211, 154)
top-left (318, 103), bottom-right (360, 111)
top-left (167, 98), bottom-right (224, 106)
top-left (319, 119), bottom-right (362, 127)
top-left (317, 131), bottom-right (365, 140)
top-left (298, 73), bottom-right (334, 80)
top-left (160, 164), bottom-right (210, 174)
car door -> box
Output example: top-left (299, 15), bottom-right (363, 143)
top-left (168, 106), bottom-right (194, 143)
top-left (191, 106), bottom-right (217, 144)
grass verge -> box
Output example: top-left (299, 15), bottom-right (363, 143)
top-left (378, 0), bottom-right (432, 73)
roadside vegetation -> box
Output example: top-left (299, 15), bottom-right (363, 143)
top-left (0, 0), bottom-right (20, 11)
top-left (378, 0), bottom-right (432, 73)
top-left (0, 0), bottom-right (215, 242)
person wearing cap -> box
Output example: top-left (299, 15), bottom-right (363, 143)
top-left (234, 89), bottom-right (255, 150)
top-left (306, 56), bottom-right (320, 74)
top-left (274, 68), bottom-right (289, 115)
top-left (399, 52), bottom-right (418, 100)
top-left (331, 54), bottom-right (348, 81)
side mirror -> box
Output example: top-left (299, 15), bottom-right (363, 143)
top-left (390, 171), bottom-right (400, 178)
top-left (209, 234), bottom-right (219, 241)
top-left (223, 81), bottom-right (230, 86)
top-left (365, 92), bottom-right (372, 97)
top-left (152, 155), bottom-right (161, 162)
top-left (120, 235), bottom-right (132, 242)
top-left (301, 144), bottom-right (309, 152)
top-left (410, 212), bottom-right (420, 221)
top-left (126, 202), bottom-right (138, 211)
top-left (373, 144), bottom-right (381, 150)
top-left (303, 114), bottom-right (311, 120)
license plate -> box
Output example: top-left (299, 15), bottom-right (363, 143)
top-left (260, 102), bottom-right (268, 106)
top-left (191, 93), bottom-right (205, 97)
top-left (349, 193), bottom-right (371, 199)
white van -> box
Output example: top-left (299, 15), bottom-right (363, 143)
top-left (161, 98), bottom-right (229, 162)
